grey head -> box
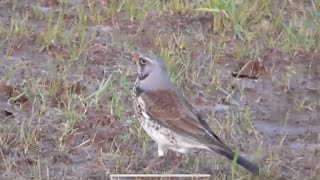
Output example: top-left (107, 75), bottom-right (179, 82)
top-left (130, 51), bottom-right (174, 91)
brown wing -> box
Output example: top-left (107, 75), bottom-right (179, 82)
top-left (139, 89), bottom-right (231, 152)
top-left (179, 94), bottom-right (232, 151)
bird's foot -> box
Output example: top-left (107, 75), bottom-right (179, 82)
top-left (168, 153), bottom-right (183, 173)
top-left (144, 156), bottom-right (166, 171)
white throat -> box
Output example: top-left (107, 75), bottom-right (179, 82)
top-left (138, 70), bottom-right (173, 91)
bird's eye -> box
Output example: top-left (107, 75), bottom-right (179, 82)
top-left (139, 58), bottom-right (147, 65)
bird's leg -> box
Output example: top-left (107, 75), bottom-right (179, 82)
top-left (157, 144), bottom-right (168, 157)
top-left (169, 153), bottom-right (183, 173)
top-left (144, 144), bottom-right (167, 170)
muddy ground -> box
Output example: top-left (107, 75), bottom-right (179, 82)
top-left (0, 0), bottom-right (319, 180)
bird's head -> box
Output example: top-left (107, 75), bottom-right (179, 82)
top-left (130, 51), bottom-right (172, 91)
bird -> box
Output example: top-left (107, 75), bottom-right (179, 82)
top-left (129, 51), bottom-right (260, 174)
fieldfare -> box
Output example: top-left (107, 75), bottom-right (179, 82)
top-left (130, 51), bottom-right (260, 174)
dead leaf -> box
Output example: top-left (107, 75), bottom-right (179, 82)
top-left (130, 51), bottom-right (141, 62)
top-left (13, 92), bottom-right (29, 104)
top-left (25, 158), bottom-right (37, 166)
top-left (21, 100), bottom-right (33, 113)
top-left (232, 58), bottom-right (266, 79)
top-left (69, 81), bottom-right (86, 95)
top-left (52, 154), bottom-right (72, 165)
top-left (0, 102), bottom-right (16, 118)
top-left (67, 109), bottom-right (123, 153)
top-left (86, 44), bottom-right (116, 65)
top-left (2, 109), bottom-right (14, 117)
top-left (192, 96), bottom-right (211, 106)
top-left (40, 0), bottom-right (60, 7)
top-left (0, 84), bottom-right (14, 98)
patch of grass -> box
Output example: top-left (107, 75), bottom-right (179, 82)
top-left (0, 152), bottom-right (15, 178)
top-left (85, 74), bottom-right (114, 107)
top-left (155, 33), bottom-right (190, 88)
top-left (108, 80), bottom-right (126, 118)
top-left (65, 6), bottom-right (95, 61)
top-left (280, 12), bottom-right (319, 53)
top-left (161, 0), bottom-right (191, 14)
top-left (2, 16), bottom-right (32, 57)
top-left (19, 119), bottom-right (40, 154)
top-left (57, 96), bottom-right (81, 139)
top-left (122, 0), bottom-right (139, 21)
top-left (196, 0), bottom-right (320, 55)
top-left (37, 7), bottom-right (65, 51)
top-left (31, 1), bottom-right (44, 20)
top-left (107, 0), bottom-right (124, 18)
top-left (196, 0), bottom-right (257, 37)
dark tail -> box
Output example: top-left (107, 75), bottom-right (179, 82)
top-left (213, 149), bottom-right (260, 174)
